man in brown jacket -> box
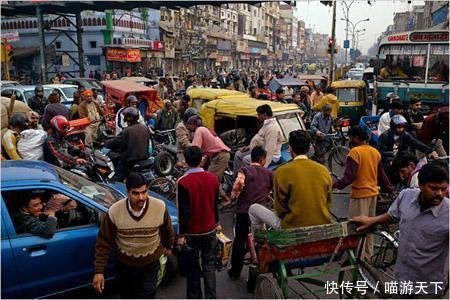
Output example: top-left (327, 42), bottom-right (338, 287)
top-left (78, 90), bottom-right (102, 148)
top-left (92, 173), bottom-right (175, 298)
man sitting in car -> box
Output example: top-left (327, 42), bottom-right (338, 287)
top-left (13, 191), bottom-right (57, 239)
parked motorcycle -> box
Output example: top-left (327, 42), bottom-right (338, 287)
top-left (70, 149), bottom-right (115, 183)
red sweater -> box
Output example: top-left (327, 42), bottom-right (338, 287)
top-left (177, 169), bottom-right (220, 235)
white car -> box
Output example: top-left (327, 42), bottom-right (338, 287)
top-left (44, 84), bottom-right (79, 107)
top-left (0, 85), bottom-right (53, 106)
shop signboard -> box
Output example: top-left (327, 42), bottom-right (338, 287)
top-left (216, 55), bottom-right (231, 62)
top-left (106, 48), bottom-right (141, 62)
top-left (152, 41), bottom-right (165, 51)
top-left (217, 40), bottom-right (232, 51)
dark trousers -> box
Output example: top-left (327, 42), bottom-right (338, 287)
top-left (116, 260), bottom-right (160, 299)
top-left (112, 160), bottom-right (136, 182)
top-left (186, 232), bottom-right (217, 299)
top-left (230, 213), bottom-right (250, 277)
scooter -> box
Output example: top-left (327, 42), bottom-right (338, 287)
top-left (70, 149), bottom-right (115, 183)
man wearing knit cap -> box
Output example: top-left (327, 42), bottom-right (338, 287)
top-left (92, 172), bottom-right (175, 298)
top-left (78, 89), bottom-right (102, 148)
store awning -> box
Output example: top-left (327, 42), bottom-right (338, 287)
top-left (12, 47), bottom-right (40, 59)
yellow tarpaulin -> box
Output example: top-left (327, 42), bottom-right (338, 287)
top-left (200, 98), bottom-right (300, 130)
top-left (187, 88), bottom-right (246, 101)
top-left (332, 80), bottom-right (366, 89)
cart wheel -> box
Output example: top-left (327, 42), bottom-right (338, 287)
top-left (368, 230), bottom-right (397, 269)
top-left (254, 274), bottom-right (285, 299)
top-left (358, 260), bottom-right (387, 298)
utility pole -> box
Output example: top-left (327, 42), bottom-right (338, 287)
top-left (328, 0), bottom-right (337, 84)
top-left (36, 5), bottom-right (47, 83)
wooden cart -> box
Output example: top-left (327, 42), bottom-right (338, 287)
top-left (248, 221), bottom-right (384, 299)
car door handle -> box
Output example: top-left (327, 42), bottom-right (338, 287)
top-left (23, 245), bottom-right (47, 257)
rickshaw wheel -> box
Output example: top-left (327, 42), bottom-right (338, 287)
top-left (328, 146), bottom-right (349, 178)
top-left (154, 150), bottom-right (175, 177)
top-left (254, 273), bottom-right (285, 299)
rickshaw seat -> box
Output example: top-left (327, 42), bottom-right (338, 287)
top-left (132, 158), bottom-right (155, 171)
top-left (283, 251), bottom-right (344, 270)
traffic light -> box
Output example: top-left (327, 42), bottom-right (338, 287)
top-left (327, 38), bottom-right (338, 54)
top-left (320, 1), bottom-right (333, 6)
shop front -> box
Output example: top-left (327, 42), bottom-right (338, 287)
top-left (105, 47), bottom-right (141, 74)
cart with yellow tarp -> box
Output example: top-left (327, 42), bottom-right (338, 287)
top-left (187, 88), bottom-right (248, 111)
top-left (199, 98), bottom-right (305, 169)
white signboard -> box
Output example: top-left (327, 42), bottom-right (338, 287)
top-left (1, 31), bottom-right (19, 42)
top-left (62, 53), bottom-right (70, 66)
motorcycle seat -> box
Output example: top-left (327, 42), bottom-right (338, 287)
top-left (132, 158), bottom-right (155, 171)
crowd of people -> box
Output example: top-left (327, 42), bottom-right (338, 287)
top-left (1, 66), bottom-right (449, 299)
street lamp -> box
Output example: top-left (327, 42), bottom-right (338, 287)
top-left (340, 0), bottom-right (356, 67)
top-left (343, 18), bottom-right (369, 64)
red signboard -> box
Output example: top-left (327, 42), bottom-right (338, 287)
top-left (152, 41), bottom-right (165, 51)
top-left (410, 32), bottom-right (449, 42)
top-left (106, 48), bottom-right (141, 62)
top-left (387, 34), bottom-right (409, 42)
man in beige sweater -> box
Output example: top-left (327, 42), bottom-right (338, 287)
top-left (92, 173), bottom-right (174, 298)
top-left (233, 104), bottom-right (283, 174)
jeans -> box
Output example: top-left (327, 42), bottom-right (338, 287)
top-left (229, 213), bottom-right (250, 277)
top-left (248, 203), bottom-right (281, 235)
top-left (186, 232), bottom-right (217, 299)
top-left (116, 260), bottom-right (160, 299)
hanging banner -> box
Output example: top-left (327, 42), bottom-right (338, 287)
top-left (106, 48), bottom-right (141, 62)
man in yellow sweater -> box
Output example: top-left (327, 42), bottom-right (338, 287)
top-left (248, 130), bottom-right (333, 233)
top-left (333, 126), bottom-right (393, 260)
top-left (312, 86), bottom-right (340, 118)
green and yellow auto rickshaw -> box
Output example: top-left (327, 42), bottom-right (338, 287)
top-left (332, 80), bottom-right (367, 125)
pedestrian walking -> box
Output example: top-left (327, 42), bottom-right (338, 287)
top-left (92, 173), bottom-right (175, 298)
top-left (177, 146), bottom-right (221, 299)
top-left (333, 126), bottom-right (393, 260)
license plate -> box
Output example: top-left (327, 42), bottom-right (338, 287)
top-left (342, 126), bottom-right (349, 133)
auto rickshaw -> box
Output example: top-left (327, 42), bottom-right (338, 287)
top-left (187, 88), bottom-right (247, 110)
top-left (102, 80), bottom-right (163, 128)
top-left (331, 80), bottom-right (368, 125)
top-left (199, 98), bottom-right (306, 169)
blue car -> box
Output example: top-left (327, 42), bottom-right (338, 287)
top-left (1, 160), bottom-right (178, 298)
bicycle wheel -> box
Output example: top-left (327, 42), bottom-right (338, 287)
top-left (328, 146), bottom-right (349, 178)
top-left (254, 273), bottom-right (285, 299)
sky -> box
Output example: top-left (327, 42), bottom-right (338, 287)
top-left (295, 0), bottom-right (424, 54)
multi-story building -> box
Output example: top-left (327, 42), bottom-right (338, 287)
top-left (279, 4), bottom-right (298, 65)
top-left (1, 9), bottom-right (163, 80)
top-left (297, 20), bottom-right (306, 62)
top-left (262, 1), bottom-right (279, 66)
top-left (424, 1), bottom-right (449, 29)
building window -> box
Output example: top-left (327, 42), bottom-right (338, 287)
top-left (83, 18), bottom-right (87, 26)
top-left (102, 18), bottom-right (106, 25)
top-left (90, 41), bottom-right (97, 48)
top-left (113, 38), bottom-right (117, 44)
top-left (253, 28), bottom-right (257, 35)
top-left (88, 18), bottom-right (92, 26)
top-left (97, 18), bottom-right (101, 26)
top-left (55, 41), bottom-right (62, 49)
top-left (118, 38), bottom-right (122, 44)
top-left (92, 18), bottom-right (97, 26)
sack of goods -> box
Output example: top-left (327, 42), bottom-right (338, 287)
top-left (18, 129), bottom-right (48, 160)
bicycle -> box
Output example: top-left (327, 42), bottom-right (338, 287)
top-left (312, 133), bottom-right (349, 178)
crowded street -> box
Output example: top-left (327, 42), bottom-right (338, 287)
top-left (0, 0), bottom-right (449, 299)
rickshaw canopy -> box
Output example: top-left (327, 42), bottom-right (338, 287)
top-left (101, 79), bottom-right (162, 120)
top-left (187, 88), bottom-right (246, 100)
top-left (122, 77), bottom-right (157, 85)
top-left (102, 80), bottom-right (156, 96)
top-left (268, 77), bottom-right (304, 92)
top-left (200, 98), bottom-right (301, 130)
top-left (331, 80), bottom-right (366, 89)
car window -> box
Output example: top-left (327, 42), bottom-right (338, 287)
top-left (2, 189), bottom-right (101, 237)
top-left (61, 87), bottom-right (77, 99)
top-left (88, 80), bottom-right (102, 89)
top-left (55, 166), bottom-right (123, 208)
top-left (335, 88), bottom-right (363, 102)
top-left (14, 91), bottom-right (24, 102)
top-left (1, 89), bottom-right (13, 97)
top-left (276, 113), bottom-right (303, 141)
